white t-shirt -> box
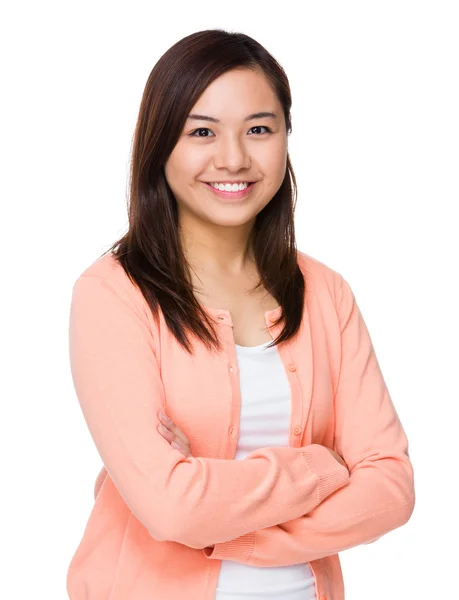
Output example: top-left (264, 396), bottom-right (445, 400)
top-left (214, 340), bottom-right (317, 600)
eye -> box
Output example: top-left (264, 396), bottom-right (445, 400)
top-left (188, 125), bottom-right (273, 137)
top-left (189, 128), bottom-right (215, 137)
top-left (248, 125), bottom-right (273, 135)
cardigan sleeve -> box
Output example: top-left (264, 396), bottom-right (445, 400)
top-left (69, 274), bottom-right (350, 550)
top-left (202, 275), bottom-right (415, 563)
top-left (94, 465), bottom-right (107, 500)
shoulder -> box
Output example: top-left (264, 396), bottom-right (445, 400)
top-left (76, 250), bottom-right (126, 282)
top-left (72, 251), bottom-right (152, 322)
top-left (296, 249), bottom-right (344, 302)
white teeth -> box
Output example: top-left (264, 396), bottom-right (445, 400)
top-left (210, 182), bottom-right (250, 192)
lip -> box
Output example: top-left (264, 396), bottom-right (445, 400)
top-left (201, 181), bottom-right (257, 201)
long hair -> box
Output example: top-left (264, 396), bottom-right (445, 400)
top-left (100, 28), bottom-right (306, 355)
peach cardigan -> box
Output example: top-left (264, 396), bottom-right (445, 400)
top-left (66, 250), bottom-right (415, 600)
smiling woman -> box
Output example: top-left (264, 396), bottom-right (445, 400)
top-left (67, 27), bottom-right (414, 600)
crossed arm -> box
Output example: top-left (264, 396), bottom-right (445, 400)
top-left (89, 275), bottom-right (415, 567)
top-left (198, 278), bottom-right (415, 565)
top-left (93, 460), bottom-right (399, 566)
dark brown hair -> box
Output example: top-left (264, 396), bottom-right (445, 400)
top-left (99, 28), bottom-right (306, 355)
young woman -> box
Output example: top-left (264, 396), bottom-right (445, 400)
top-left (67, 29), bottom-right (415, 600)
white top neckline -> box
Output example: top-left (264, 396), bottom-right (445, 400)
top-left (234, 340), bottom-right (275, 354)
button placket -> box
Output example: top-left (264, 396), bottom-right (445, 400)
top-left (268, 314), bottom-right (304, 447)
top-left (289, 364), bottom-right (301, 436)
top-left (217, 306), bottom-right (290, 448)
top-left (222, 313), bottom-right (238, 443)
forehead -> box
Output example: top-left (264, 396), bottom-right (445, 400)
top-left (189, 69), bottom-right (280, 119)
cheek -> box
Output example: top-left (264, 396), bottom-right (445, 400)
top-left (262, 160), bottom-right (287, 191)
top-left (165, 156), bottom-right (196, 195)
top-left (257, 140), bottom-right (287, 173)
top-left (172, 152), bottom-right (208, 185)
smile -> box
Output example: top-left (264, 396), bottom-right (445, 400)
top-left (201, 181), bottom-right (257, 201)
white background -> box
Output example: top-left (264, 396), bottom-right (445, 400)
top-left (1, 1), bottom-right (458, 598)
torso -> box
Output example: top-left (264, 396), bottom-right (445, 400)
top-left (189, 262), bottom-right (279, 347)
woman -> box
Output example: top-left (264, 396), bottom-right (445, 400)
top-left (67, 29), bottom-right (415, 600)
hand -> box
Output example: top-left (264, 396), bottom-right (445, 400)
top-left (324, 446), bottom-right (349, 472)
top-left (157, 410), bottom-right (192, 458)
top-left (157, 411), bottom-right (215, 548)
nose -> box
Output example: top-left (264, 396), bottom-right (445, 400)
top-left (212, 134), bottom-right (251, 172)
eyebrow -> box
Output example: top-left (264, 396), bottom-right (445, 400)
top-left (186, 111), bottom-right (277, 123)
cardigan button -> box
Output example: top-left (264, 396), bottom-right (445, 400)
top-left (288, 363), bottom-right (296, 372)
top-left (294, 426), bottom-right (302, 435)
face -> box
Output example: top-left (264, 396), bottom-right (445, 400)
top-left (164, 67), bottom-right (288, 233)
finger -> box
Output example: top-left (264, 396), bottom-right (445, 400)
top-left (168, 424), bottom-right (190, 447)
top-left (157, 423), bottom-right (189, 453)
top-left (158, 413), bottom-right (190, 446)
top-left (157, 422), bottom-right (174, 441)
top-left (157, 424), bottom-right (191, 457)
top-left (171, 440), bottom-right (191, 458)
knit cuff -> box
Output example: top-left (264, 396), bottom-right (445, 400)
top-left (300, 444), bottom-right (350, 503)
top-left (202, 531), bottom-right (255, 561)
